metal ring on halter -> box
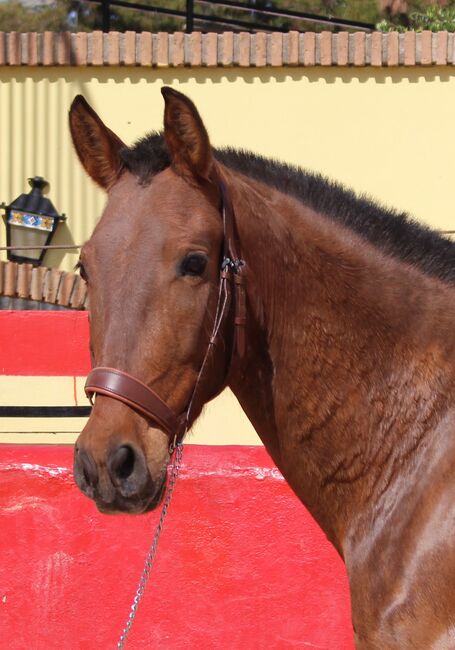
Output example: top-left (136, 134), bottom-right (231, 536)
top-left (168, 432), bottom-right (179, 454)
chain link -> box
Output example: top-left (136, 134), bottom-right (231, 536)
top-left (117, 443), bottom-right (184, 649)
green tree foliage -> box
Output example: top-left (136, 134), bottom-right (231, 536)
top-left (378, 1), bottom-right (455, 32)
top-left (0, 0), bottom-right (187, 31)
top-left (0, 0), bottom-right (452, 34)
top-left (0, 0), bottom-right (70, 31)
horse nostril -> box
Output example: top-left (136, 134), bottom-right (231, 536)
top-left (74, 447), bottom-right (99, 493)
top-left (108, 444), bottom-right (149, 497)
top-left (110, 445), bottom-right (135, 480)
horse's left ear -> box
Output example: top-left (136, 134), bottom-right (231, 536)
top-left (161, 87), bottom-right (214, 183)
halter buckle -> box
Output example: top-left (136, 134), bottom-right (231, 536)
top-left (221, 257), bottom-right (245, 273)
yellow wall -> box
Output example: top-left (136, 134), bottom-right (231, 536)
top-left (0, 376), bottom-right (259, 445)
top-left (1, 64), bottom-right (455, 445)
top-left (1, 65), bottom-right (455, 274)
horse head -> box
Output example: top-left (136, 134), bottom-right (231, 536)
top-left (69, 88), bottom-right (233, 514)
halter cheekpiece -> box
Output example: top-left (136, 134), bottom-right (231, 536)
top-left (85, 172), bottom-right (246, 451)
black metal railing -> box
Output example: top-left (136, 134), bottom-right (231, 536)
top-left (92, 0), bottom-right (374, 34)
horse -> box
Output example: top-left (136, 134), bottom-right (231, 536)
top-left (69, 87), bottom-right (455, 649)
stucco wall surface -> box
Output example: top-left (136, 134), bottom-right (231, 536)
top-left (0, 444), bottom-right (353, 649)
top-left (0, 312), bottom-right (353, 647)
top-left (1, 55), bottom-right (455, 272)
top-left (4, 53), bottom-right (455, 445)
top-left (0, 311), bottom-right (260, 444)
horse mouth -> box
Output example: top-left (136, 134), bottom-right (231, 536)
top-left (95, 472), bottom-right (168, 515)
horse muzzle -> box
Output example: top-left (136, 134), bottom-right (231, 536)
top-left (73, 441), bottom-right (167, 514)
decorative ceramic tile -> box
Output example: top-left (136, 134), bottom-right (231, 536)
top-left (9, 210), bottom-right (54, 232)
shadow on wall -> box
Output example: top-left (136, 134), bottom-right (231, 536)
top-left (2, 66), bottom-right (454, 87)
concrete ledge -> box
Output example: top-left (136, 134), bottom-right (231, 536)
top-left (1, 30), bottom-right (455, 67)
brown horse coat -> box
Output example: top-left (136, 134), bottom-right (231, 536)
top-left (70, 87), bottom-right (455, 649)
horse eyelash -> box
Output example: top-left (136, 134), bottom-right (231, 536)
top-left (75, 260), bottom-right (88, 282)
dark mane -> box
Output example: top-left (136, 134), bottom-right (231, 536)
top-left (120, 133), bottom-right (455, 284)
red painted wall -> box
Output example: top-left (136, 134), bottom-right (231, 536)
top-left (0, 313), bottom-right (354, 648)
top-left (0, 311), bottom-right (90, 375)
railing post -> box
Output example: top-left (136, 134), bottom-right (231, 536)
top-left (102, 0), bottom-right (110, 32)
top-left (186, 0), bottom-right (194, 33)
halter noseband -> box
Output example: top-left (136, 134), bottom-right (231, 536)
top-left (84, 173), bottom-right (246, 451)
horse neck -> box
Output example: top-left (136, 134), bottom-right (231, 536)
top-left (225, 167), bottom-right (455, 554)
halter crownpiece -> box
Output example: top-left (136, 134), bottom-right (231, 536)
top-left (84, 172), bottom-right (246, 450)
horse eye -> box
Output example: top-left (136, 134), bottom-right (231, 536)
top-left (180, 254), bottom-right (208, 277)
top-left (76, 261), bottom-right (88, 283)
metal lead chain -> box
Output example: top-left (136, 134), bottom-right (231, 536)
top-left (117, 443), bottom-right (184, 649)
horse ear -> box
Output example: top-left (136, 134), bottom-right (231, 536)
top-left (69, 95), bottom-right (126, 191)
top-left (161, 87), bottom-right (214, 183)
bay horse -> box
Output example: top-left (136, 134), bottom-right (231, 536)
top-left (69, 87), bottom-right (455, 649)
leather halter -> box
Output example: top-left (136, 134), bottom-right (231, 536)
top-left (85, 172), bottom-right (246, 451)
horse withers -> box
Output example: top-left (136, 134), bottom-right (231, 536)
top-left (69, 87), bottom-right (455, 648)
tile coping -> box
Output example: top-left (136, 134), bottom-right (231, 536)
top-left (0, 31), bottom-right (454, 67)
